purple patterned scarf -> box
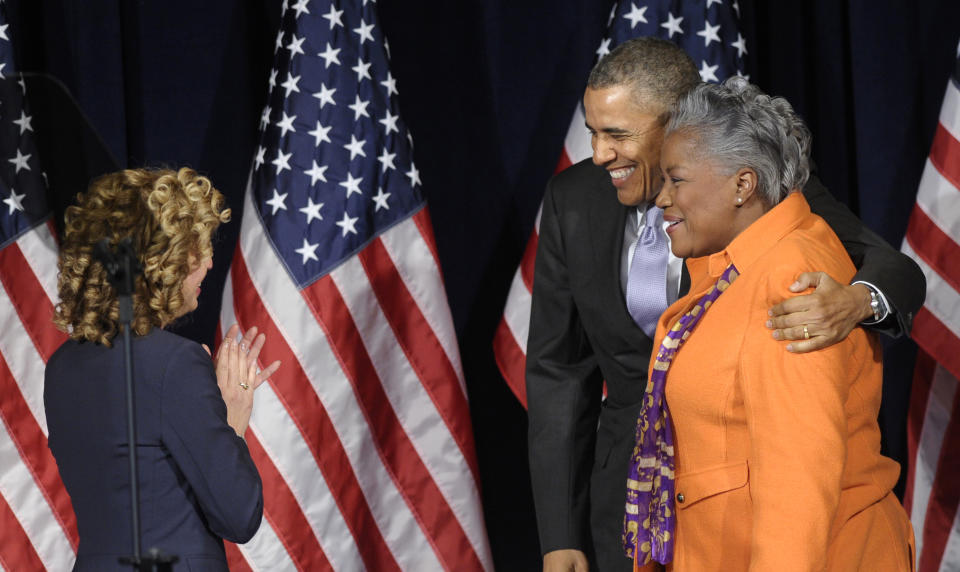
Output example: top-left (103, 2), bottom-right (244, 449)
top-left (623, 263), bottom-right (740, 565)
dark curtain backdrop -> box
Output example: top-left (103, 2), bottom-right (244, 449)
top-left (7, 1), bottom-right (958, 569)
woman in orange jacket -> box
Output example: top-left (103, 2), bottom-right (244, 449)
top-left (624, 77), bottom-right (915, 571)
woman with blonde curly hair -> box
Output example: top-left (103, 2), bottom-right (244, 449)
top-left (44, 167), bottom-right (280, 571)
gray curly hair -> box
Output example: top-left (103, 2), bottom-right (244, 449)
top-left (665, 76), bottom-right (812, 205)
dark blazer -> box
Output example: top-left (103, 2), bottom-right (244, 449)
top-left (525, 158), bottom-right (925, 571)
top-left (45, 328), bottom-right (263, 572)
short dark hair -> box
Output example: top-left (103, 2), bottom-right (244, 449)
top-left (587, 37), bottom-right (700, 116)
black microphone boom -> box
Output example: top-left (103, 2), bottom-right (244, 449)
top-left (93, 238), bottom-right (178, 571)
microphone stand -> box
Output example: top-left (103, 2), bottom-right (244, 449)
top-left (95, 237), bottom-right (178, 572)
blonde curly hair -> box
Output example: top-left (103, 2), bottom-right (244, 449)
top-left (54, 167), bottom-right (231, 345)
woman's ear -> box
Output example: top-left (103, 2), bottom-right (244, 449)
top-left (733, 167), bottom-right (759, 207)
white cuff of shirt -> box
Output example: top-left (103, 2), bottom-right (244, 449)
top-left (852, 280), bottom-right (891, 325)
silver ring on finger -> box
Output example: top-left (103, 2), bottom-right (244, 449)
top-left (802, 325), bottom-right (810, 340)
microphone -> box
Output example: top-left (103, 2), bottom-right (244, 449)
top-left (92, 237), bottom-right (141, 321)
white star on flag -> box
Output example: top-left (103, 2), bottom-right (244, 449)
top-left (266, 189), bottom-right (288, 214)
top-left (8, 148), bottom-right (30, 173)
top-left (731, 33), bottom-right (748, 57)
top-left (339, 173), bottom-right (364, 197)
top-left (697, 22), bottom-right (721, 47)
top-left (381, 72), bottom-right (398, 96)
top-left (322, 4), bottom-right (344, 29)
top-left (596, 37), bottom-right (612, 57)
top-left (308, 121), bottom-right (332, 146)
top-left (260, 105), bottom-right (272, 129)
top-left (606, 2), bottom-right (617, 25)
top-left (379, 110), bottom-right (399, 134)
top-left (3, 189), bottom-right (24, 214)
top-left (406, 164), bottom-right (421, 187)
top-left (335, 211), bottom-right (359, 236)
top-left (12, 110), bottom-right (32, 134)
top-left (272, 150), bottom-right (292, 174)
top-left (277, 112), bottom-right (297, 137)
top-left (290, 0), bottom-right (310, 18)
top-left (623, 4), bottom-right (648, 28)
top-left (253, 146), bottom-right (266, 169)
top-left (377, 148), bottom-right (397, 172)
top-left (699, 60), bottom-right (720, 82)
top-left (287, 35), bottom-right (306, 56)
top-left (295, 238), bottom-right (320, 263)
top-left (354, 20), bottom-right (375, 44)
top-left (305, 160), bottom-right (328, 185)
top-left (348, 95), bottom-right (370, 119)
top-left (661, 12), bottom-right (684, 38)
top-left (344, 135), bottom-right (366, 160)
top-left (313, 83), bottom-right (337, 108)
top-left (318, 42), bottom-right (341, 67)
top-left (299, 198), bottom-right (324, 223)
top-left (372, 188), bottom-right (391, 211)
top-left (353, 59), bottom-right (372, 82)
top-left (281, 74), bottom-right (301, 97)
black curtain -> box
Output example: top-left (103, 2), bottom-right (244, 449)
top-left (8, 1), bottom-right (958, 569)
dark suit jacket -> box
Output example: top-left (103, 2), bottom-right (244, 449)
top-left (45, 328), bottom-right (263, 572)
top-left (525, 158), bottom-right (925, 569)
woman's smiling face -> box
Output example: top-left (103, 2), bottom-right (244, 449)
top-left (656, 130), bottom-right (744, 259)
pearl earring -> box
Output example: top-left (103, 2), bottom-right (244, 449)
top-left (736, 196), bottom-right (743, 205)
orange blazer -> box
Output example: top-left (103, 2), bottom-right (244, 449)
top-left (637, 193), bottom-right (914, 571)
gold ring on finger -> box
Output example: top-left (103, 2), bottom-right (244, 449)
top-left (802, 325), bottom-right (810, 340)
top-left (239, 382), bottom-right (249, 390)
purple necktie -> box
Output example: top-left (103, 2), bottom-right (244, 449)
top-left (626, 205), bottom-right (668, 338)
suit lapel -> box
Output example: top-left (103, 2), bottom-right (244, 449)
top-left (586, 168), bottom-right (639, 332)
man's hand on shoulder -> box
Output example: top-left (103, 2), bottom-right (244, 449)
top-left (543, 549), bottom-right (589, 572)
top-left (766, 272), bottom-right (873, 353)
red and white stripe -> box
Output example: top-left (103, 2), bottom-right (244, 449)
top-left (492, 104), bottom-right (592, 407)
top-left (220, 182), bottom-right (493, 571)
top-left (901, 71), bottom-right (960, 572)
top-left (492, 209), bottom-right (538, 407)
top-left (553, 104), bottom-right (593, 174)
top-left (0, 220), bottom-right (77, 571)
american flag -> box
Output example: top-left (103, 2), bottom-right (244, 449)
top-left (901, 40), bottom-right (960, 572)
top-left (493, 0), bottom-right (747, 406)
top-left (0, 5), bottom-right (79, 570)
top-left (218, 1), bottom-right (493, 570)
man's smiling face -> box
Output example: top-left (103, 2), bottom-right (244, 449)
top-left (583, 85), bottom-right (666, 206)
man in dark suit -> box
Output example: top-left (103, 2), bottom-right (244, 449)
top-left (526, 38), bottom-right (925, 572)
